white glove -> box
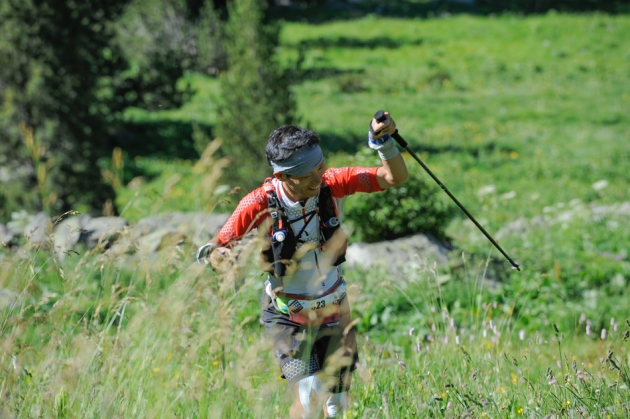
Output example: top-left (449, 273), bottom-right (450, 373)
top-left (196, 243), bottom-right (216, 264)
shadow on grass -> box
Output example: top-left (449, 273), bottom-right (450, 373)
top-left (294, 36), bottom-right (425, 49)
top-left (290, 67), bottom-right (366, 84)
top-left (269, 0), bottom-right (629, 24)
top-left (114, 120), bottom-right (211, 161)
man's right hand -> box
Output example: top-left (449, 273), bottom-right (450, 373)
top-left (197, 242), bottom-right (231, 269)
top-left (209, 246), bottom-right (231, 270)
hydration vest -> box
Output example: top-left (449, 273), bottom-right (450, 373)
top-left (261, 180), bottom-right (347, 278)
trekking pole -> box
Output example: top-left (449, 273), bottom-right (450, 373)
top-left (374, 110), bottom-right (521, 271)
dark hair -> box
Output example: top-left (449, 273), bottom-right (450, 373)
top-left (265, 126), bottom-right (320, 165)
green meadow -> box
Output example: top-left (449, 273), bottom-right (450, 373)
top-left (2, 12), bottom-right (630, 418)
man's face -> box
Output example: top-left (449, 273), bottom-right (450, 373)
top-left (276, 161), bottom-right (326, 201)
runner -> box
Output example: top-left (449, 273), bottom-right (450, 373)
top-left (197, 111), bottom-right (408, 418)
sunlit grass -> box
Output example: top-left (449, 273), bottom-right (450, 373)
top-left (1, 228), bottom-right (628, 417)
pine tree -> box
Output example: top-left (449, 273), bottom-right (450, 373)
top-left (215, 0), bottom-right (296, 188)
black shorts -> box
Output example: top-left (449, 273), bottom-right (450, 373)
top-left (261, 291), bottom-right (359, 392)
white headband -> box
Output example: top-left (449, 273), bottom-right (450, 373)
top-left (270, 144), bottom-right (323, 176)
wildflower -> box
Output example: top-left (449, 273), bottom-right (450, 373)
top-left (497, 387), bottom-right (505, 394)
top-left (565, 401), bottom-right (571, 406)
top-left (456, 335), bottom-right (460, 345)
top-left (447, 401), bottom-right (452, 409)
top-left (409, 327), bottom-right (415, 336)
top-left (601, 329), bottom-right (606, 340)
top-left (586, 323), bottom-right (591, 335)
top-left (517, 407), bottom-right (523, 414)
top-left (595, 389), bottom-right (600, 394)
top-left (398, 361), bottom-right (407, 368)
top-left (519, 330), bottom-right (525, 341)
top-left (212, 360), bottom-right (220, 367)
top-left (579, 313), bottom-right (586, 324)
top-left (548, 379), bottom-right (557, 385)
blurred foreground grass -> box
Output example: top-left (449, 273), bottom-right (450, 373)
top-left (1, 232), bottom-right (628, 417)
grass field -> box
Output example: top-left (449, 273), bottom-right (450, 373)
top-left (2, 11), bottom-right (630, 418)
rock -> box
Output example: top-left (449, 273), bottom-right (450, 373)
top-left (614, 202), bottom-right (630, 216)
top-left (23, 212), bottom-right (52, 246)
top-left (83, 217), bottom-right (128, 249)
top-left (0, 224), bottom-right (14, 247)
top-left (345, 234), bottom-right (452, 273)
top-left (0, 289), bottom-right (21, 310)
top-left (134, 212), bottom-right (229, 250)
top-left (51, 214), bottom-right (92, 260)
top-left (136, 228), bottom-right (186, 255)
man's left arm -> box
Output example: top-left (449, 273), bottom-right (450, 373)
top-left (369, 112), bottom-right (409, 189)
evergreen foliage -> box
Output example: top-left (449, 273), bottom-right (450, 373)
top-left (0, 0), bottom-right (197, 222)
top-left (215, 0), bottom-right (296, 188)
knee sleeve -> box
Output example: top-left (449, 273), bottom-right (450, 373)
top-left (326, 392), bottom-right (349, 417)
top-left (298, 375), bottom-right (326, 419)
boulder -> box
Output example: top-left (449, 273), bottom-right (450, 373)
top-left (83, 217), bottom-right (129, 249)
top-left (345, 233), bottom-right (452, 273)
top-left (51, 214), bottom-right (92, 259)
top-left (0, 288), bottom-right (21, 310)
top-left (22, 212), bottom-right (52, 246)
top-left (137, 228), bottom-right (186, 255)
top-left (0, 224), bottom-right (13, 247)
top-left (135, 212), bottom-right (229, 249)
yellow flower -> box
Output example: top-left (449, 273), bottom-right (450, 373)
top-left (441, 392), bottom-right (446, 399)
top-left (212, 360), bottom-right (220, 367)
top-left (248, 336), bottom-right (253, 342)
top-left (497, 387), bottom-right (505, 394)
top-left (481, 413), bottom-right (487, 418)
top-left (565, 401), bottom-right (570, 406)
top-left (518, 408), bottom-right (523, 414)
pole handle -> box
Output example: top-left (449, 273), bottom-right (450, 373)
top-left (374, 110), bottom-right (408, 148)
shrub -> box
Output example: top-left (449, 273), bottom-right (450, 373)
top-left (329, 150), bottom-right (455, 243)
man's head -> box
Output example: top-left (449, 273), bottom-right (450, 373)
top-left (265, 126), bottom-right (321, 165)
top-left (266, 126), bottom-right (325, 200)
